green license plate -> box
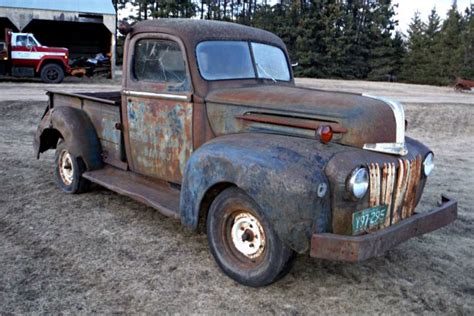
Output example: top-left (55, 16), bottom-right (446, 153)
top-left (352, 205), bottom-right (388, 235)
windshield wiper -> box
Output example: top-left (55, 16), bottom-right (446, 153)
top-left (256, 63), bottom-right (277, 83)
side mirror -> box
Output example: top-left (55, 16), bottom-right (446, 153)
top-left (118, 20), bottom-right (133, 35)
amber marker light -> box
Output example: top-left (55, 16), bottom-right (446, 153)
top-left (317, 125), bottom-right (333, 144)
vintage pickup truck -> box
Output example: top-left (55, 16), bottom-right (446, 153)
top-left (34, 19), bottom-right (457, 287)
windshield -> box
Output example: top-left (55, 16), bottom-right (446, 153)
top-left (196, 41), bottom-right (290, 82)
top-left (27, 35), bottom-right (39, 47)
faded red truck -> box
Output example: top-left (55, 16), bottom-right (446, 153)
top-left (0, 29), bottom-right (70, 83)
top-left (34, 19), bottom-right (457, 287)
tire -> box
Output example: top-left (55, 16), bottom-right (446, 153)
top-left (207, 187), bottom-right (296, 287)
top-left (54, 141), bottom-right (90, 193)
top-left (40, 63), bottom-right (64, 84)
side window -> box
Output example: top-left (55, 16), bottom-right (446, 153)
top-left (15, 35), bottom-right (27, 46)
top-left (133, 39), bottom-right (190, 92)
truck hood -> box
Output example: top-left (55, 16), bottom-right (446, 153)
top-left (205, 85), bottom-right (406, 155)
top-left (37, 46), bottom-right (68, 54)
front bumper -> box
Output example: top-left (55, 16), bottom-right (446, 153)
top-left (310, 195), bottom-right (457, 262)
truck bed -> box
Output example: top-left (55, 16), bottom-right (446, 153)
top-left (48, 90), bottom-right (125, 169)
top-left (76, 91), bottom-right (122, 105)
top-left (49, 90), bottom-right (121, 106)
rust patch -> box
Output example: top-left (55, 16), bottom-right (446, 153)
top-left (409, 156), bottom-right (422, 216)
top-left (126, 96), bottom-right (193, 183)
top-left (368, 156), bottom-right (422, 230)
top-left (310, 195), bottom-right (457, 262)
top-left (401, 159), bottom-right (412, 219)
top-left (455, 77), bottom-right (474, 91)
top-left (235, 113), bottom-right (348, 133)
top-left (382, 163), bottom-right (396, 228)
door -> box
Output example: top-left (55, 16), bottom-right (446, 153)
top-left (122, 34), bottom-right (193, 184)
top-left (11, 34), bottom-right (38, 68)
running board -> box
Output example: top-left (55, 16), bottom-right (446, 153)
top-left (82, 166), bottom-right (181, 220)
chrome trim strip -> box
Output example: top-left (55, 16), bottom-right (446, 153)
top-left (122, 90), bottom-right (191, 101)
top-left (362, 94), bottom-right (407, 155)
top-left (362, 94), bottom-right (405, 143)
top-left (363, 142), bottom-right (408, 156)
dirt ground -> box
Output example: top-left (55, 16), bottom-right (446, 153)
top-left (0, 78), bottom-right (473, 314)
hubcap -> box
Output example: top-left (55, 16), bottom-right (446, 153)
top-left (59, 150), bottom-right (74, 186)
top-left (47, 69), bottom-right (59, 81)
top-left (231, 212), bottom-right (266, 259)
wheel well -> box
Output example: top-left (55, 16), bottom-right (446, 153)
top-left (40, 60), bottom-right (64, 72)
top-left (41, 130), bottom-right (88, 171)
top-left (38, 128), bottom-right (63, 154)
top-left (197, 182), bottom-right (236, 232)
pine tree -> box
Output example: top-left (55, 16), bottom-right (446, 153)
top-left (342, 1), bottom-right (371, 79)
top-left (151, 1), bottom-right (197, 18)
top-left (367, 0), bottom-right (399, 81)
top-left (391, 31), bottom-right (406, 80)
top-left (436, 3), bottom-right (464, 85)
top-left (460, 7), bottom-right (474, 79)
top-left (400, 12), bottom-right (427, 83)
top-left (423, 8), bottom-right (442, 84)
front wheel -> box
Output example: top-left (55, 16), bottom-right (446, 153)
top-left (207, 187), bottom-right (295, 287)
top-left (40, 63), bottom-right (65, 84)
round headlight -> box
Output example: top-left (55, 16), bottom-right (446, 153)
top-left (347, 167), bottom-right (369, 199)
top-left (423, 153), bottom-right (434, 176)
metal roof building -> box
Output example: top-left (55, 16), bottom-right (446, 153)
top-left (0, 0), bottom-right (116, 76)
top-left (0, 0), bottom-right (116, 15)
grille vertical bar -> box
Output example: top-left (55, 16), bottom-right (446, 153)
top-left (368, 156), bottom-right (422, 229)
top-left (382, 162), bottom-right (396, 228)
top-left (369, 163), bottom-right (381, 207)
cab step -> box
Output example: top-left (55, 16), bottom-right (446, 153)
top-left (82, 165), bottom-right (181, 219)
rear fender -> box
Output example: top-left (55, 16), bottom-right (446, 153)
top-left (34, 105), bottom-right (102, 171)
top-left (180, 133), bottom-right (336, 253)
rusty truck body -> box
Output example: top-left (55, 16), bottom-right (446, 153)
top-left (34, 19), bottom-right (457, 287)
top-left (455, 77), bottom-right (474, 91)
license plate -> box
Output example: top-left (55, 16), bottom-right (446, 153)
top-left (352, 205), bottom-right (388, 235)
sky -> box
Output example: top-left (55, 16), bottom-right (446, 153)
top-left (395, 0), bottom-right (472, 33)
top-left (119, 0), bottom-right (473, 35)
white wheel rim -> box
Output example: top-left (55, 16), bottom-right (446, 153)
top-left (59, 150), bottom-right (74, 186)
top-left (231, 212), bottom-right (266, 259)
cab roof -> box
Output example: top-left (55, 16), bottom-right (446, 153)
top-left (127, 19), bottom-right (293, 97)
top-left (130, 19), bottom-right (286, 50)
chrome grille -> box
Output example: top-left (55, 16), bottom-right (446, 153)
top-left (368, 155), bottom-right (422, 228)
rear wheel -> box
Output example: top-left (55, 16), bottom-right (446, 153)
top-left (207, 187), bottom-right (295, 287)
top-left (40, 63), bottom-right (64, 84)
top-left (54, 141), bottom-right (90, 193)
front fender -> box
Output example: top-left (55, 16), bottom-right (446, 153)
top-left (34, 105), bottom-right (102, 171)
top-left (180, 133), bottom-right (341, 253)
top-left (36, 57), bottom-right (70, 73)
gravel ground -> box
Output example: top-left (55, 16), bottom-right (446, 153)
top-left (0, 79), bottom-right (473, 314)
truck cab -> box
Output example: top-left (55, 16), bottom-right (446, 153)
top-left (33, 19), bottom-right (457, 287)
top-left (1, 29), bottom-right (70, 83)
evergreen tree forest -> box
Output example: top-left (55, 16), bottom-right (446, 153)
top-left (113, 0), bottom-right (474, 86)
